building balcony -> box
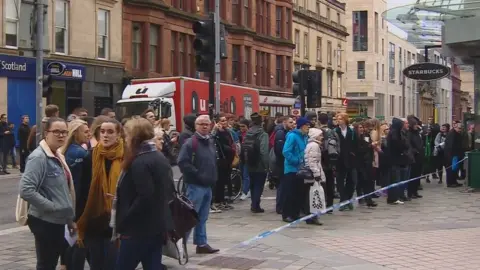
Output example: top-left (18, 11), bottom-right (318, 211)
top-left (292, 5), bottom-right (348, 36)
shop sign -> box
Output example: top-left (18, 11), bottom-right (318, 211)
top-left (260, 95), bottom-right (296, 106)
top-left (0, 55), bottom-right (36, 79)
top-left (403, 63), bottom-right (450, 81)
top-left (45, 61), bottom-right (85, 81)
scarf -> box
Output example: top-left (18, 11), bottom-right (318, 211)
top-left (77, 139), bottom-right (124, 245)
top-left (110, 141), bottom-right (157, 241)
top-left (425, 135), bottom-right (432, 158)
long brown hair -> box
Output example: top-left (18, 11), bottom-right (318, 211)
top-left (122, 117), bottom-right (155, 170)
top-left (91, 115), bottom-right (111, 140)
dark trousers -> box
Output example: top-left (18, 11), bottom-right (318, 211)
top-left (67, 244), bottom-right (90, 270)
top-left (27, 215), bottom-right (65, 270)
top-left (20, 149), bottom-right (29, 172)
top-left (357, 165), bottom-right (375, 200)
top-left (276, 171), bottom-right (286, 213)
top-left (387, 165), bottom-right (409, 203)
top-left (249, 172), bottom-right (267, 210)
top-left (282, 173), bottom-right (302, 219)
top-left (214, 164), bottom-right (232, 203)
top-left (323, 169), bottom-right (335, 208)
top-left (445, 157), bottom-right (459, 186)
top-left (336, 168), bottom-right (357, 203)
top-left (0, 149), bottom-right (8, 171)
top-left (83, 237), bottom-right (116, 270)
top-left (408, 162), bottom-right (422, 196)
top-left (116, 235), bottom-right (163, 270)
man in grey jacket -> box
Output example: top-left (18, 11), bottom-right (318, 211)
top-left (245, 112), bottom-right (269, 213)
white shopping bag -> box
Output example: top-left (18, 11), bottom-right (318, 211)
top-left (309, 181), bottom-right (326, 214)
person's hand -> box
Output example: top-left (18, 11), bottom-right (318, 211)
top-left (217, 123), bottom-right (224, 131)
top-left (81, 143), bottom-right (88, 150)
top-left (4, 131), bottom-right (10, 134)
top-left (171, 137), bottom-right (177, 143)
top-left (68, 222), bottom-right (77, 236)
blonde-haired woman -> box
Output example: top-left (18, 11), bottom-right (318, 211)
top-left (60, 119), bottom-right (90, 269)
top-left (369, 119), bottom-right (382, 190)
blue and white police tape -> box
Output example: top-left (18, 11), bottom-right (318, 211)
top-left (239, 156), bottom-right (468, 247)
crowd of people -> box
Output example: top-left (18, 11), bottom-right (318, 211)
top-left (15, 103), bottom-right (474, 270)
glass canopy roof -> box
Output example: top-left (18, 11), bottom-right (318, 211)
top-left (383, 0), bottom-right (480, 48)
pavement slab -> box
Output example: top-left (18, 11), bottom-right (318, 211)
top-left (0, 173), bottom-right (479, 269)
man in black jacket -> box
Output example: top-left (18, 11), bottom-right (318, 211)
top-left (444, 123), bottom-right (464, 187)
top-left (18, 115), bottom-right (30, 173)
top-left (0, 114), bottom-right (11, 174)
top-left (407, 115), bottom-right (424, 199)
top-left (273, 116), bottom-right (294, 214)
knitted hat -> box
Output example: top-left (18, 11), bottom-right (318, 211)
top-left (296, 117), bottom-right (310, 129)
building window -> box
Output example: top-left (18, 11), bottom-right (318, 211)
top-left (374, 12), bottom-right (378, 53)
top-left (285, 9), bottom-right (291, 40)
top-left (316, 37), bottom-right (322, 62)
top-left (171, 31), bottom-right (176, 75)
top-left (327, 41), bottom-right (332, 64)
top-left (243, 0), bottom-right (250, 27)
top-left (337, 13), bottom-right (341, 24)
top-left (276, 6), bottom-right (282, 38)
top-left (389, 42), bottom-right (395, 83)
top-left (55, 0), bottom-right (68, 54)
top-left (173, 0), bottom-right (188, 10)
top-left (244, 46), bottom-right (251, 83)
top-left (337, 74), bottom-right (342, 97)
top-left (179, 34), bottom-right (186, 75)
top-left (149, 25), bottom-right (159, 72)
top-left (376, 62), bottom-right (379, 80)
top-left (337, 44), bottom-right (342, 67)
top-left (382, 38), bottom-right (384, 55)
top-left (97, 9), bottom-right (109, 59)
top-left (256, 0), bottom-right (263, 34)
top-left (352, 11), bottom-right (368, 51)
top-left (265, 3), bottom-right (271, 36)
top-left (286, 56), bottom-right (291, 88)
top-left (232, 45), bottom-right (240, 82)
top-left (357, 61), bottom-right (365, 79)
top-left (232, 0), bottom-right (240, 24)
top-left (374, 93), bottom-right (385, 117)
top-left (327, 7), bottom-right (331, 20)
top-left (276, 55), bottom-right (282, 86)
top-left (398, 47), bottom-right (402, 83)
top-left (316, 2), bottom-right (320, 14)
top-left (204, 0), bottom-right (213, 13)
top-left (132, 23), bottom-right (142, 70)
top-left (382, 63), bottom-right (385, 81)
top-left (390, 95), bottom-right (395, 116)
top-left (5, 0), bottom-right (19, 47)
top-left (303, 33), bottom-right (308, 59)
top-left (294, 30), bottom-right (300, 56)
top-left (327, 70), bottom-right (333, 96)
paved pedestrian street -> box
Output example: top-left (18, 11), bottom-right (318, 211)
top-left (0, 179), bottom-right (480, 269)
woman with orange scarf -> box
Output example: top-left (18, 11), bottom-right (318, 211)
top-left (74, 118), bottom-right (124, 270)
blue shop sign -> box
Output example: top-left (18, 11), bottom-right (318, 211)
top-left (0, 55), bottom-right (36, 79)
top-left (45, 61), bottom-right (85, 81)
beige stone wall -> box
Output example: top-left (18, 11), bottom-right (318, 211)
top-left (292, 0), bottom-right (348, 112)
top-left (46, 0), bottom-right (122, 62)
top-left (0, 77), bottom-right (7, 114)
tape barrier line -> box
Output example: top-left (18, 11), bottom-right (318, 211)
top-left (239, 156), bottom-right (469, 247)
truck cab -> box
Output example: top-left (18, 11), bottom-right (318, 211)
top-left (116, 82), bottom-right (177, 130)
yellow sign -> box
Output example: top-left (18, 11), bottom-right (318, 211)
top-left (259, 110), bottom-right (270, 116)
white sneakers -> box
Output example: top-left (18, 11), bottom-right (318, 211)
top-left (240, 191), bottom-right (251, 201)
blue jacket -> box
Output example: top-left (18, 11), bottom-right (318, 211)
top-left (64, 143), bottom-right (89, 189)
top-left (282, 129), bottom-right (308, 174)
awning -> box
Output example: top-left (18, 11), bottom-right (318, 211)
top-left (383, 0), bottom-right (480, 48)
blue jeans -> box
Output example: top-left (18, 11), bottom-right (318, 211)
top-left (116, 235), bottom-right (163, 270)
top-left (249, 172), bottom-right (267, 210)
top-left (186, 183), bottom-right (212, 246)
top-left (388, 165), bottom-right (410, 203)
top-left (240, 163), bottom-right (250, 194)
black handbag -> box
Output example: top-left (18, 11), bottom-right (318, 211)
top-left (297, 165), bottom-right (314, 180)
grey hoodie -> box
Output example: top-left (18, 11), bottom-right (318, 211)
top-left (19, 140), bottom-right (75, 225)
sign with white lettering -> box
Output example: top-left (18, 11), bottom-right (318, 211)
top-left (0, 55), bottom-right (36, 79)
top-left (45, 61), bottom-right (85, 81)
top-left (403, 63), bottom-right (450, 81)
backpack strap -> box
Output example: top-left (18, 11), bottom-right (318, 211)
top-left (191, 136), bottom-right (198, 163)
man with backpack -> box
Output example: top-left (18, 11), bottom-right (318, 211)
top-left (242, 113), bottom-right (269, 213)
top-left (318, 113), bottom-right (338, 212)
top-left (272, 116), bottom-right (295, 214)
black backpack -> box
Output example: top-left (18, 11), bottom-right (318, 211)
top-left (241, 132), bottom-right (261, 166)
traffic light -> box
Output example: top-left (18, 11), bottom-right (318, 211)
top-left (306, 70), bottom-right (322, 108)
top-left (292, 70), bottom-right (307, 97)
top-left (42, 75), bottom-right (52, 97)
top-left (192, 16), bottom-right (214, 72)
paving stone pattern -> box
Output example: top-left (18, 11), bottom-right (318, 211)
top-left (0, 180), bottom-right (480, 269)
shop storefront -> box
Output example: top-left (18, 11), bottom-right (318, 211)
top-left (45, 61), bottom-right (86, 117)
top-left (259, 95), bottom-right (296, 117)
top-left (0, 55), bottom-right (37, 138)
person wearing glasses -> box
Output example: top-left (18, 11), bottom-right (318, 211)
top-left (19, 117), bottom-right (76, 270)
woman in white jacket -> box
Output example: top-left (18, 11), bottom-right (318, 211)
top-left (303, 128), bottom-right (326, 226)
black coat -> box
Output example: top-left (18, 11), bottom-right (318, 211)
top-left (444, 130), bottom-right (464, 160)
top-left (357, 133), bottom-right (373, 168)
top-left (408, 128), bottom-right (424, 163)
top-left (115, 150), bottom-right (174, 237)
top-left (387, 118), bottom-right (414, 167)
top-left (18, 123), bottom-right (30, 151)
top-left (335, 126), bottom-right (358, 169)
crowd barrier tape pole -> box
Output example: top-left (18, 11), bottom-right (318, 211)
top-left (239, 156), bottom-right (469, 247)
